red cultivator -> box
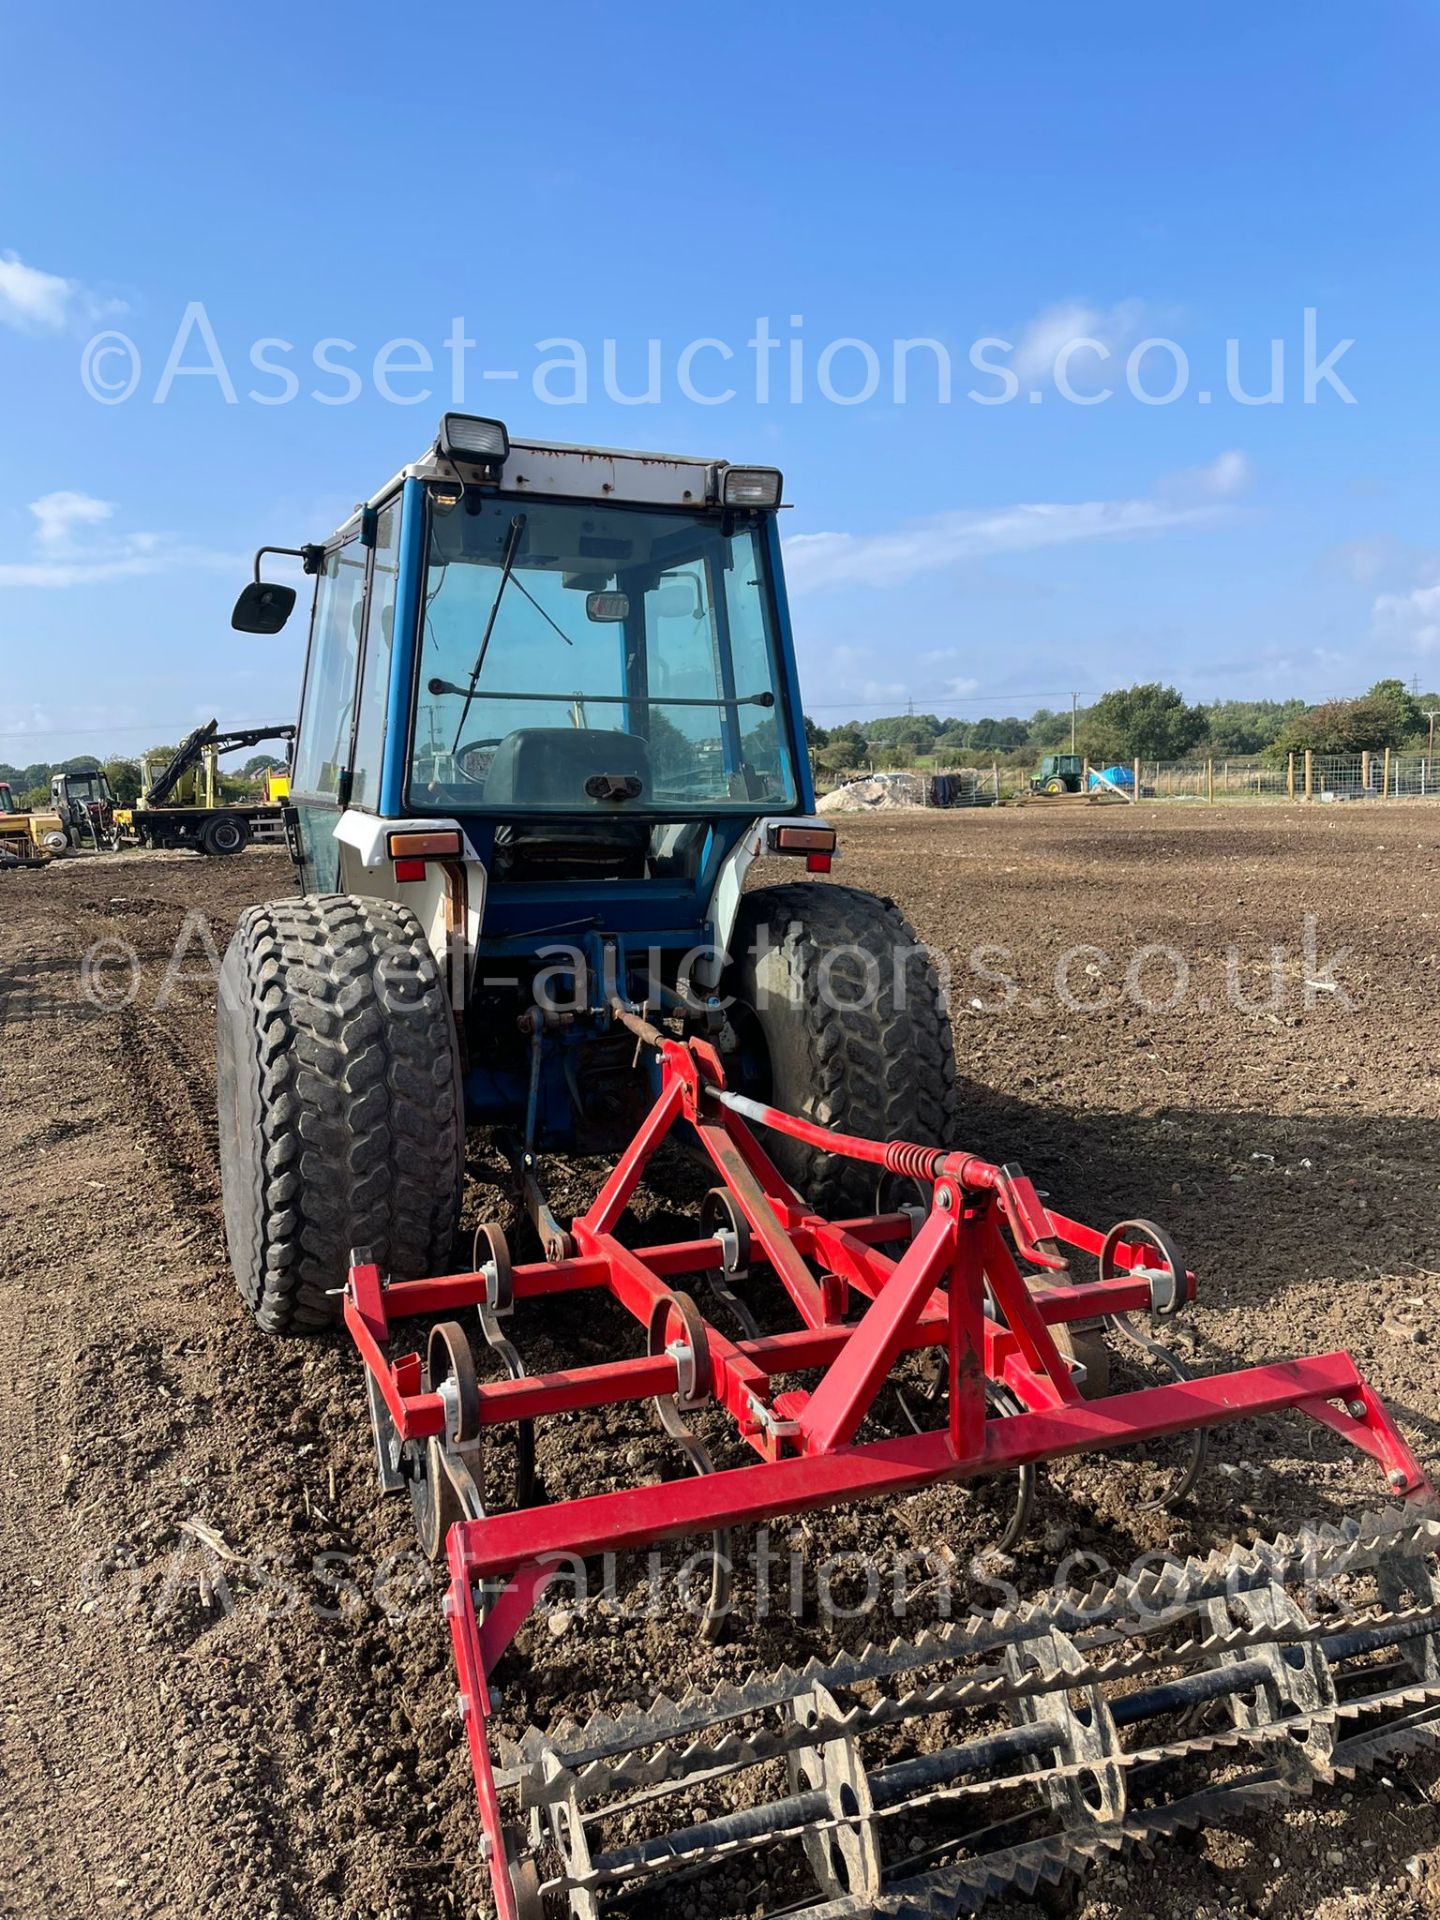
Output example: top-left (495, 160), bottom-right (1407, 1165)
top-left (345, 1020), bottom-right (1440, 1919)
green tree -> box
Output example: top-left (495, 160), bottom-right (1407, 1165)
top-left (1276, 696), bottom-right (1409, 755)
top-left (1028, 706), bottom-right (1082, 749)
top-left (817, 735), bottom-right (864, 774)
top-left (1199, 699), bottom-right (1302, 756)
top-left (933, 721), bottom-right (974, 756)
top-left (1084, 684), bottom-right (1206, 761)
top-left (863, 713), bottom-right (944, 747)
top-left (101, 758), bottom-right (144, 806)
top-left (894, 722), bottom-right (935, 757)
top-left (970, 716), bottom-right (1029, 751)
top-left (1362, 678), bottom-right (1423, 743)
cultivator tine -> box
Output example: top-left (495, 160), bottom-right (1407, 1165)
top-left (495, 1508), bottom-right (1440, 1918)
top-left (473, 1223), bottom-right (540, 1509)
top-left (647, 1288), bottom-right (731, 1638)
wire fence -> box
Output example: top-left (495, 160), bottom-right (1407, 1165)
top-left (823, 753), bottom-right (1440, 810)
top-left (1138, 752), bottom-right (1440, 803)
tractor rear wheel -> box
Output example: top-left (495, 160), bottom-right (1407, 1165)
top-left (723, 883), bottom-right (957, 1217)
top-left (217, 894), bottom-right (464, 1334)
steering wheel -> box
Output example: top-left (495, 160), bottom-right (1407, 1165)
top-left (453, 737), bottom-right (502, 782)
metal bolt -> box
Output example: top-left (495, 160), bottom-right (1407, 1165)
top-left (1345, 1399), bottom-right (1367, 1420)
top-left (1388, 1469), bottom-right (1409, 1489)
top-left (937, 1187), bottom-right (954, 1210)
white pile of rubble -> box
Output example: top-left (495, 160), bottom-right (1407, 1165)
top-left (820, 771), bottom-right (928, 812)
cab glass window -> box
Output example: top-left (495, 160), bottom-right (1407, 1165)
top-left (292, 539), bottom-right (367, 799)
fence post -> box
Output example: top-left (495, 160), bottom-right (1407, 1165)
top-left (1287, 751), bottom-right (1296, 800)
top-left (1304, 749), bottom-right (1313, 799)
top-left (1362, 749), bottom-right (1371, 792)
top-left (1206, 757), bottom-right (1215, 804)
top-left (1383, 746), bottom-right (1392, 797)
top-left (1132, 756), bottom-right (1141, 802)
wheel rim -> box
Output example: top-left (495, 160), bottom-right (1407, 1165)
top-left (724, 996), bottom-right (774, 1104)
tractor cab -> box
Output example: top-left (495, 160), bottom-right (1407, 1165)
top-left (234, 417), bottom-right (835, 1139)
top-left (1030, 752), bottom-right (1084, 795)
top-left (51, 768), bottom-right (118, 847)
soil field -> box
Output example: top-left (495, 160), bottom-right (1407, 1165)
top-left (3, 803), bottom-right (1440, 1920)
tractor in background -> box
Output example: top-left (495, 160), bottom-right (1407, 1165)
top-left (50, 767), bottom-right (119, 850)
top-left (0, 783), bottom-right (67, 866)
top-left (1029, 751), bottom-right (1085, 794)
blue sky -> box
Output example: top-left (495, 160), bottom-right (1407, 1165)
top-left (3, 0), bottom-right (1439, 760)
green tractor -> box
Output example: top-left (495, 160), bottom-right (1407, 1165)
top-left (1029, 751), bottom-right (1084, 795)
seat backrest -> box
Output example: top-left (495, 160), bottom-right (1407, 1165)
top-left (482, 728), bottom-right (652, 807)
top-left (485, 728), bottom-right (654, 881)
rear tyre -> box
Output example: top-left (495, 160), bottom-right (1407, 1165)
top-left (217, 894), bottom-right (464, 1334)
top-left (201, 814), bottom-right (250, 856)
top-left (723, 883), bottom-right (957, 1217)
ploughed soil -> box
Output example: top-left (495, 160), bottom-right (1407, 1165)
top-left (3, 802), bottom-right (1440, 1920)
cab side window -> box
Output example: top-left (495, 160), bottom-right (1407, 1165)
top-left (292, 540), bottom-right (367, 798)
top-left (350, 500), bottom-right (400, 808)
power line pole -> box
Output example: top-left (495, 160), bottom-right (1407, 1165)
top-left (1425, 709), bottom-right (1440, 768)
top-left (1070, 692), bottom-right (1079, 754)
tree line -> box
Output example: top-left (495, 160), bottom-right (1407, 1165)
top-left (809, 679), bottom-right (1440, 776)
top-left (6, 683), bottom-right (1435, 801)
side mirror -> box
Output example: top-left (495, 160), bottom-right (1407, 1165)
top-left (232, 581), bottom-right (297, 634)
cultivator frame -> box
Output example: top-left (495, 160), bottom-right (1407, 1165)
top-left (343, 1022), bottom-right (1435, 1918)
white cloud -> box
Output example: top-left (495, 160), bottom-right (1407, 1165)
top-left (30, 490), bottom-right (115, 546)
top-left (0, 251), bottom-right (77, 331)
top-left (1371, 580), bottom-right (1440, 654)
top-left (1326, 537), bottom-right (1396, 585)
top-left (1011, 298), bottom-right (1147, 390)
top-left (0, 490), bottom-right (236, 588)
top-left (0, 249), bottom-right (126, 334)
top-left (785, 480), bottom-right (1237, 595)
top-left (1186, 450), bottom-right (1254, 499)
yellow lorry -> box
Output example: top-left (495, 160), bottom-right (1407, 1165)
top-left (113, 719), bottom-right (295, 856)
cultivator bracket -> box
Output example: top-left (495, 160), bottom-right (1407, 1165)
top-left (340, 1030), bottom-right (1436, 1919)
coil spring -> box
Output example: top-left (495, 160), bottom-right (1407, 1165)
top-left (882, 1141), bottom-right (945, 1181)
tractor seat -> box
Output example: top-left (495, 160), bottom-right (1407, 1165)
top-left (486, 728), bottom-right (653, 881)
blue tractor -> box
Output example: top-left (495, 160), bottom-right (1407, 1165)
top-left (219, 415), bottom-right (956, 1330)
